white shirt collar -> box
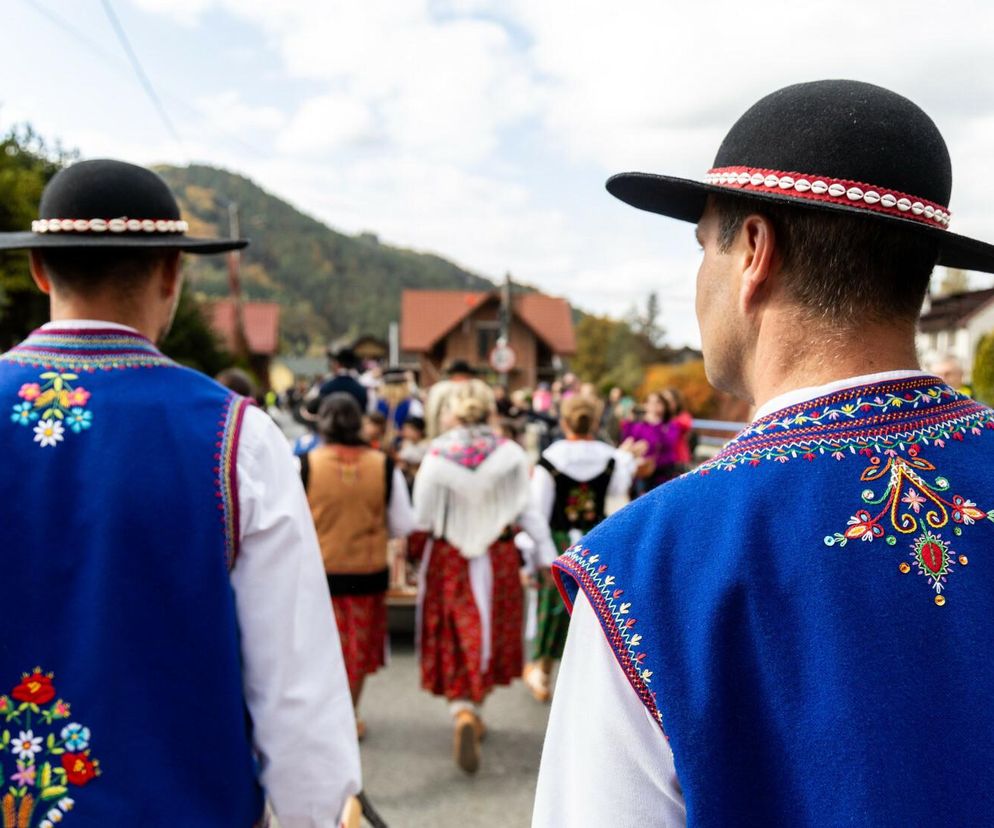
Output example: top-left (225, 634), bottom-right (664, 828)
top-left (753, 369), bottom-right (933, 421)
top-left (40, 319), bottom-right (140, 334)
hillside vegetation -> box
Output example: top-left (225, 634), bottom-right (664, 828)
top-left (157, 165), bottom-right (495, 350)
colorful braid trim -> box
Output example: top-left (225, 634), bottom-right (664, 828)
top-left (217, 394), bottom-right (249, 570)
top-left (554, 545), bottom-right (666, 736)
top-left (1, 328), bottom-right (173, 371)
top-left (696, 379), bottom-right (994, 473)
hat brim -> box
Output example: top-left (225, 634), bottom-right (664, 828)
top-left (0, 232), bottom-right (248, 254)
top-left (607, 172), bottom-right (994, 274)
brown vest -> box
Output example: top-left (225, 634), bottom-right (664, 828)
top-left (306, 445), bottom-right (389, 576)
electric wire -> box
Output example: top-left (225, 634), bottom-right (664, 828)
top-left (99, 0), bottom-right (185, 152)
top-left (19, 0), bottom-right (269, 159)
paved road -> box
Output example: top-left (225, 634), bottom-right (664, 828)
top-left (356, 629), bottom-right (554, 828)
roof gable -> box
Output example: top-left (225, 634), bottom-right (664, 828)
top-left (400, 289), bottom-right (576, 355)
top-left (400, 290), bottom-right (492, 352)
top-left (919, 288), bottom-right (994, 333)
top-left (209, 300), bottom-right (281, 355)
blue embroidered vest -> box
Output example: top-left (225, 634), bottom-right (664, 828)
top-left (0, 329), bottom-right (264, 827)
top-left (555, 377), bottom-right (994, 826)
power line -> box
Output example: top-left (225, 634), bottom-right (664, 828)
top-left (20, 0), bottom-right (270, 160)
top-left (99, 0), bottom-right (185, 152)
top-left (21, 0), bottom-right (122, 66)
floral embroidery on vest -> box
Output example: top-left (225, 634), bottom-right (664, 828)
top-left (696, 381), bottom-right (994, 474)
top-left (824, 448), bottom-right (992, 604)
top-left (10, 373), bottom-right (93, 449)
top-left (0, 669), bottom-right (99, 827)
top-left (564, 483), bottom-right (598, 525)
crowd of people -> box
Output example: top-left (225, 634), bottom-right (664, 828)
top-left (240, 349), bottom-right (697, 775)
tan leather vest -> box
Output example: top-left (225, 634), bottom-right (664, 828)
top-left (306, 445), bottom-right (389, 575)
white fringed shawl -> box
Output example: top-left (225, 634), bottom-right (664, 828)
top-left (413, 426), bottom-right (530, 559)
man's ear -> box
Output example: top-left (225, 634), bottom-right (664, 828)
top-left (159, 251), bottom-right (183, 299)
top-left (736, 214), bottom-right (777, 314)
top-left (28, 251), bottom-right (52, 295)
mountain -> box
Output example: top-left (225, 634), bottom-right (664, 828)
top-left (155, 164), bottom-right (496, 351)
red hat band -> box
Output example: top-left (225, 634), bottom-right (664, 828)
top-left (704, 166), bottom-right (951, 230)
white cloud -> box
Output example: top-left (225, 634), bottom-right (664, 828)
top-left (131, 0), bottom-right (214, 27)
top-left (276, 94), bottom-right (376, 154)
top-left (195, 91), bottom-right (284, 133)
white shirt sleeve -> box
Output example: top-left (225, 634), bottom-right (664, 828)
top-left (533, 593), bottom-right (686, 828)
top-left (387, 466), bottom-right (416, 538)
top-left (231, 406), bottom-right (361, 828)
top-left (531, 462), bottom-right (556, 524)
top-left (516, 501), bottom-right (559, 568)
top-left (609, 449), bottom-right (638, 498)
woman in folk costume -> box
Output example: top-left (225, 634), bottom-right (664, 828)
top-left (302, 393), bottom-right (415, 738)
top-left (411, 379), bottom-right (557, 773)
top-left (523, 395), bottom-right (637, 702)
top-left (622, 390), bottom-right (679, 494)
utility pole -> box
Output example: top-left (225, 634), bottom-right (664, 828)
top-left (226, 201), bottom-right (249, 360)
top-left (499, 271), bottom-right (512, 344)
top-left (495, 272), bottom-right (514, 389)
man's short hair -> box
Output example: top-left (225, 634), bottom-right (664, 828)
top-left (712, 195), bottom-right (940, 324)
top-left (37, 248), bottom-right (176, 295)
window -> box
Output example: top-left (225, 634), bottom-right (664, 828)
top-left (476, 321), bottom-right (500, 360)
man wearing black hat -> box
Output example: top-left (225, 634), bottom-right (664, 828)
top-left (0, 160), bottom-right (360, 826)
top-left (535, 81), bottom-right (994, 825)
top-left (319, 347), bottom-right (369, 413)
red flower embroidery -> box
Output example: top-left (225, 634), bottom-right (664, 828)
top-left (12, 669), bottom-right (55, 704)
top-left (62, 751), bottom-right (99, 786)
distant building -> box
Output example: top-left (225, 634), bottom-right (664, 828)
top-left (352, 335), bottom-right (389, 363)
top-left (208, 299), bottom-right (281, 388)
top-left (917, 288), bottom-right (994, 380)
top-left (400, 289), bottom-right (576, 389)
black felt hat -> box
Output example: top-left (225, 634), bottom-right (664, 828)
top-left (607, 79), bottom-right (994, 273)
top-left (0, 159), bottom-right (247, 253)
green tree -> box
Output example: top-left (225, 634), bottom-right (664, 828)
top-left (159, 285), bottom-right (230, 377)
top-left (572, 312), bottom-right (645, 393)
top-left (0, 125), bottom-right (76, 348)
top-left (972, 332), bottom-right (994, 406)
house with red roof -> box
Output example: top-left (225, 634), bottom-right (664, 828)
top-left (400, 288), bottom-right (576, 389)
top-left (208, 299), bottom-right (281, 388)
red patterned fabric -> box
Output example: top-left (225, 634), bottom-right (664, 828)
top-left (331, 593), bottom-right (387, 687)
top-left (420, 538), bottom-right (523, 703)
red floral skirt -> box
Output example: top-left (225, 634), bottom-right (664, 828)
top-left (420, 538), bottom-right (523, 703)
top-left (331, 593), bottom-right (388, 688)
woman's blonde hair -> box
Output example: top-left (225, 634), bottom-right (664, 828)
top-left (560, 394), bottom-right (602, 437)
top-left (449, 378), bottom-right (495, 425)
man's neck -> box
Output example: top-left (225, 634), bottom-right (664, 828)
top-left (49, 299), bottom-right (160, 343)
top-left (747, 314), bottom-right (922, 414)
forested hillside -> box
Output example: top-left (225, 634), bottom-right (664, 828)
top-left (157, 164), bottom-right (495, 349)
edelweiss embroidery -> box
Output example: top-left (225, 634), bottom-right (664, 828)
top-left (0, 669), bottom-right (100, 827)
top-left (824, 448), bottom-right (993, 604)
top-left (554, 546), bottom-right (664, 733)
top-left (10, 373), bottom-right (93, 449)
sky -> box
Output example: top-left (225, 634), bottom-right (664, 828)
top-left (4, 0), bottom-right (994, 347)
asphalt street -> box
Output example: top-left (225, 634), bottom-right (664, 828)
top-left (356, 626), bottom-right (555, 828)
